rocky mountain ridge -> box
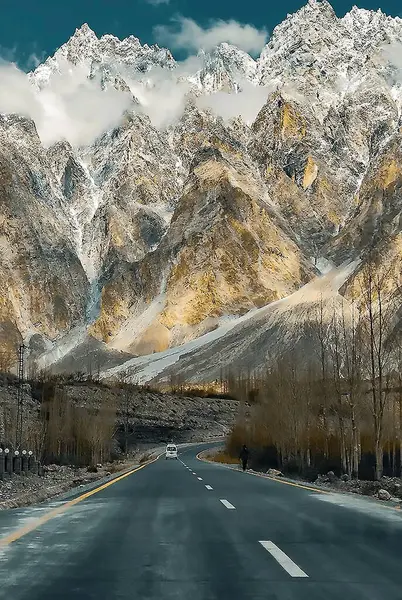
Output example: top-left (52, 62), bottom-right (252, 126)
top-left (0, 0), bottom-right (401, 379)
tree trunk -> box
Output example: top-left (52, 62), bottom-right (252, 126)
top-left (351, 411), bottom-right (359, 478)
top-left (398, 399), bottom-right (402, 478)
top-left (392, 438), bottom-right (396, 477)
top-left (375, 438), bottom-right (383, 480)
top-left (339, 415), bottom-right (347, 473)
top-left (400, 440), bottom-right (402, 479)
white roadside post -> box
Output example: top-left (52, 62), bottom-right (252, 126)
top-left (14, 450), bottom-right (21, 475)
top-left (22, 449), bottom-right (29, 474)
top-left (0, 448), bottom-right (4, 480)
top-left (5, 448), bottom-right (12, 475)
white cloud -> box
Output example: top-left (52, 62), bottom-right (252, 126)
top-left (127, 67), bottom-right (192, 128)
top-left (154, 17), bottom-right (268, 55)
top-left (196, 80), bottom-right (270, 124)
top-left (0, 19), bottom-right (270, 147)
top-left (146, 0), bottom-right (170, 4)
top-left (0, 62), bottom-right (43, 122)
top-left (35, 58), bottom-right (133, 146)
top-left (0, 58), bottom-right (133, 147)
top-left (381, 42), bottom-right (402, 82)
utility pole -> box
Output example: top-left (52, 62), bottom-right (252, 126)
top-left (15, 344), bottom-right (26, 449)
top-left (124, 385), bottom-right (130, 456)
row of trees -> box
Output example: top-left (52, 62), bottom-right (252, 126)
top-left (224, 257), bottom-right (402, 481)
top-left (0, 381), bottom-right (118, 465)
top-left (0, 369), bottom-right (144, 465)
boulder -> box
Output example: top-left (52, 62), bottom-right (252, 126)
top-left (44, 464), bottom-right (59, 473)
top-left (378, 489), bottom-right (392, 501)
top-left (267, 468), bottom-right (283, 477)
top-left (327, 470), bottom-right (337, 483)
top-left (315, 474), bottom-right (330, 484)
top-left (393, 483), bottom-right (402, 498)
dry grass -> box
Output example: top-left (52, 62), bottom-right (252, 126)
top-left (205, 451), bottom-right (240, 465)
top-left (139, 453), bottom-right (153, 464)
top-left (107, 462), bottom-right (129, 474)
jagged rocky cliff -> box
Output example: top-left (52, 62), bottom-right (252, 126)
top-left (1, 0), bottom-right (402, 379)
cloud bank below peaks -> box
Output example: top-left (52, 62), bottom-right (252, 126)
top-left (0, 57), bottom-right (133, 147)
top-left (196, 79), bottom-right (271, 125)
top-left (0, 18), bottom-right (271, 147)
top-left (125, 59), bottom-right (270, 129)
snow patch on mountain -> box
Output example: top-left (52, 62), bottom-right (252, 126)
top-left (108, 293), bottom-right (167, 352)
top-left (102, 311), bottom-right (255, 384)
top-left (34, 326), bottom-right (89, 371)
top-left (98, 263), bottom-right (358, 384)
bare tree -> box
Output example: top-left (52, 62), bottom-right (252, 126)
top-left (314, 295), bottom-right (331, 457)
top-left (358, 256), bottom-right (400, 479)
top-left (329, 303), bottom-right (348, 473)
top-left (341, 296), bottom-right (363, 478)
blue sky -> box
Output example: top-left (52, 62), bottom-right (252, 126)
top-left (1, 0), bottom-right (400, 69)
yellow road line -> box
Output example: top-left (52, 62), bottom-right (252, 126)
top-left (196, 452), bottom-right (331, 495)
top-left (196, 453), bottom-right (402, 511)
top-left (0, 455), bottom-right (160, 547)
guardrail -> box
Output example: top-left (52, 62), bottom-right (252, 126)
top-left (0, 448), bottom-right (42, 480)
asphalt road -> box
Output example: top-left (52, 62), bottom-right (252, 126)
top-left (1, 444), bottom-right (402, 599)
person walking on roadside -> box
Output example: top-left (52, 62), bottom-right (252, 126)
top-left (239, 444), bottom-right (249, 472)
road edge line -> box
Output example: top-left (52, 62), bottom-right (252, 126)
top-left (196, 451), bottom-right (332, 495)
top-left (196, 452), bottom-right (402, 511)
top-left (0, 453), bottom-right (162, 547)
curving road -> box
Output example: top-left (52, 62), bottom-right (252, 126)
top-left (1, 444), bottom-right (402, 599)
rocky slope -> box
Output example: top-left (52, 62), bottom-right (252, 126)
top-left (0, 115), bottom-right (89, 356)
top-left (101, 262), bottom-right (357, 384)
top-left (1, 1), bottom-right (402, 378)
top-left (0, 382), bottom-right (238, 452)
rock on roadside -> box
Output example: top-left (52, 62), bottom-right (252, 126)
top-left (267, 468), bottom-right (284, 477)
top-left (377, 489), bottom-right (392, 501)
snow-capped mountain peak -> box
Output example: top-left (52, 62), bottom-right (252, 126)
top-left (30, 23), bottom-right (176, 89)
top-left (190, 43), bottom-right (257, 93)
top-left (1, 1), bottom-right (402, 379)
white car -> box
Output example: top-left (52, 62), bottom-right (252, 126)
top-left (165, 444), bottom-right (178, 459)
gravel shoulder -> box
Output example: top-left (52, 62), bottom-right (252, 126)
top-left (198, 449), bottom-right (402, 510)
top-left (0, 450), bottom-right (154, 511)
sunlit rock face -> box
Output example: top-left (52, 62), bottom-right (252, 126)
top-left (333, 131), bottom-right (402, 307)
top-left (2, 2), bottom-right (402, 372)
top-left (0, 115), bottom-right (89, 355)
top-left (90, 141), bottom-right (313, 354)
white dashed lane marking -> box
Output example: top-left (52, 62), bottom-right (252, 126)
top-left (220, 499), bottom-right (236, 510)
top-left (259, 541), bottom-right (308, 578)
top-left (197, 477), bottom-right (203, 481)
top-left (205, 485), bottom-right (213, 490)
